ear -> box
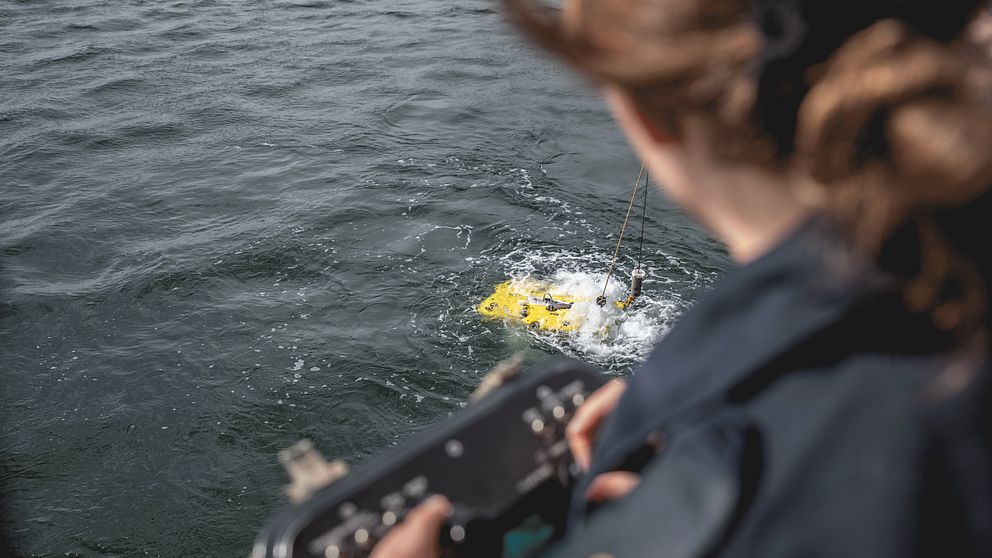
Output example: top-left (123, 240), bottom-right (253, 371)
top-left (603, 86), bottom-right (678, 145)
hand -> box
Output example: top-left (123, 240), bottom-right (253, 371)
top-left (566, 378), bottom-right (627, 471)
top-left (370, 496), bottom-right (451, 558)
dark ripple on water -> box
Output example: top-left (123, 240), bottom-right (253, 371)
top-left (0, 1), bottom-right (730, 556)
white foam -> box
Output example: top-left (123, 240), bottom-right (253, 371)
top-left (494, 248), bottom-right (688, 370)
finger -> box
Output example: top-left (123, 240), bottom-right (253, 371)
top-left (585, 472), bottom-right (640, 503)
top-left (380, 498), bottom-right (451, 543)
top-left (566, 379), bottom-right (626, 471)
top-left (566, 381), bottom-right (621, 470)
top-left (403, 495), bottom-right (452, 533)
top-left (370, 496), bottom-right (451, 558)
top-left (567, 381), bottom-right (624, 451)
top-left (565, 422), bottom-right (593, 473)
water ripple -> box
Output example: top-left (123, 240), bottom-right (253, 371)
top-left (0, 1), bottom-right (728, 556)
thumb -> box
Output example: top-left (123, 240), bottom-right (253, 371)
top-left (585, 472), bottom-right (641, 503)
top-left (403, 495), bottom-right (452, 532)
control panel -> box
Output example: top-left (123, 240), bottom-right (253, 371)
top-left (253, 359), bottom-right (606, 558)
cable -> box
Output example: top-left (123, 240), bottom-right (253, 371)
top-left (636, 170), bottom-right (648, 272)
top-left (597, 162), bottom-right (645, 306)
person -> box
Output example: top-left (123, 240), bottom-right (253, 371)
top-left (373, 0), bottom-right (992, 556)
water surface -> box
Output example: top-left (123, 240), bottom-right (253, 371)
top-left (0, 1), bottom-right (729, 555)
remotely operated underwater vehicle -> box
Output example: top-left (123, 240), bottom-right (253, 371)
top-left (478, 165), bottom-right (651, 333)
top-left (477, 269), bottom-right (646, 332)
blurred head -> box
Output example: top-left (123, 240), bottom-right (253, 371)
top-left (506, 0), bottom-right (992, 336)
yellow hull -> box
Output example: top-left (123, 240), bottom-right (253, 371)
top-left (477, 279), bottom-right (628, 332)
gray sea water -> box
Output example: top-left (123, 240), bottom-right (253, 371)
top-left (0, 1), bottom-right (730, 556)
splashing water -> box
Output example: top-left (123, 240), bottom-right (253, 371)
top-left (493, 248), bottom-right (690, 371)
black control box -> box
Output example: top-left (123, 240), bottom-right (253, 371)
top-left (253, 359), bottom-right (606, 558)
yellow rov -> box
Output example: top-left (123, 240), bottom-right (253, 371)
top-left (480, 163), bottom-right (651, 332)
top-left (477, 279), bottom-right (583, 332)
top-left (477, 273), bottom-right (642, 333)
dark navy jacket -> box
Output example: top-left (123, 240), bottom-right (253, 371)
top-left (552, 220), bottom-right (992, 558)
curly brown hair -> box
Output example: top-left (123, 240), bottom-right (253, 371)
top-left (505, 0), bottom-right (992, 339)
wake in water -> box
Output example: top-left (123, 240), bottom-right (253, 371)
top-left (391, 161), bottom-right (718, 374)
